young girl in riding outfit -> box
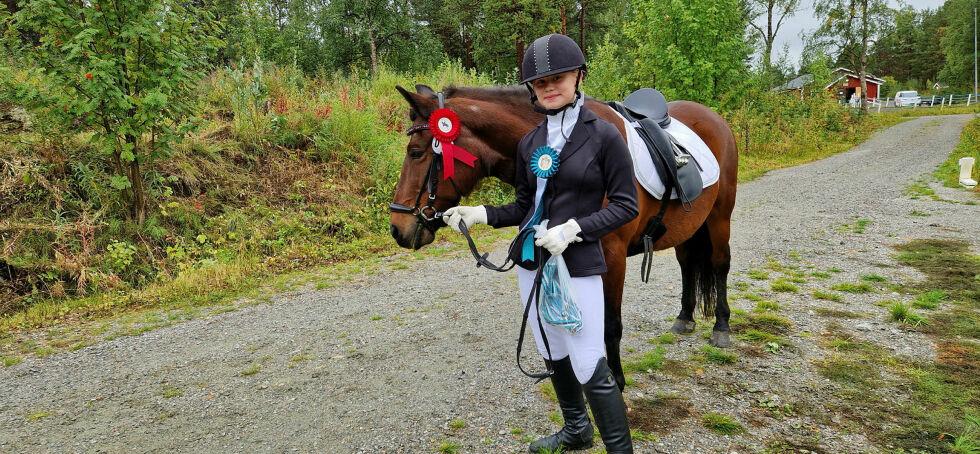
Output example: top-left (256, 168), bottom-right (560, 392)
top-left (444, 34), bottom-right (638, 454)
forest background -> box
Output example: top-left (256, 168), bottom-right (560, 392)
top-left (0, 0), bottom-right (977, 328)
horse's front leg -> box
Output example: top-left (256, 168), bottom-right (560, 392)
top-left (601, 239), bottom-right (629, 392)
top-left (671, 243), bottom-right (698, 334)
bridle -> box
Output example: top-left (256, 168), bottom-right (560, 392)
top-left (388, 92), bottom-right (463, 235)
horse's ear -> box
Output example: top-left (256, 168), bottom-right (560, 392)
top-left (396, 84), bottom-right (435, 120)
top-left (415, 84), bottom-right (436, 97)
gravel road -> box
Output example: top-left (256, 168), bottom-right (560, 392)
top-left (1, 114), bottom-right (978, 454)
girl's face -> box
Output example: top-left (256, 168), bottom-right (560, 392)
top-left (531, 70), bottom-right (582, 110)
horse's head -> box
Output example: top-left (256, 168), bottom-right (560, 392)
top-left (389, 84), bottom-right (514, 249)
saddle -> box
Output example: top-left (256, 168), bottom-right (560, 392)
top-left (608, 88), bottom-right (702, 206)
top-left (609, 88), bottom-right (705, 282)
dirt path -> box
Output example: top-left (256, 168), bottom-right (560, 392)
top-left (1, 114), bottom-right (977, 454)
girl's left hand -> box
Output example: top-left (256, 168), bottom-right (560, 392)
top-left (535, 219), bottom-right (582, 255)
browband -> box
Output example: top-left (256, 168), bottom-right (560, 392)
top-left (405, 123), bottom-right (430, 136)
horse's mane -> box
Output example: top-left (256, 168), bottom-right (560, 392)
top-left (443, 85), bottom-right (531, 110)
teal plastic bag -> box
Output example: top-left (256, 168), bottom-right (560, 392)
top-left (537, 254), bottom-right (582, 334)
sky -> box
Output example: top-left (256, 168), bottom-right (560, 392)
top-left (763, 0), bottom-right (950, 71)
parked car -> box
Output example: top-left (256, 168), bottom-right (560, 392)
top-left (894, 90), bottom-right (921, 107)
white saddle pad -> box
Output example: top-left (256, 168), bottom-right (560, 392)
top-left (612, 111), bottom-right (720, 200)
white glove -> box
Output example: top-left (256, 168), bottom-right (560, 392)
top-left (443, 205), bottom-right (487, 233)
top-left (534, 219), bottom-right (583, 255)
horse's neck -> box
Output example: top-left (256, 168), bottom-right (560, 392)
top-left (465, 105), bottom-right (540, 186)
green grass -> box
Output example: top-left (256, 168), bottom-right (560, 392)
top-left (810, 271), bottom-right (832, 279)
top-left (26, 411), bottom-right (52, 421)
top-left (624, 345), bottom-right (667, 373)
top-left (653, 332), bottom-right (677, 344)
top-left (448, 419), bottom-right (466, 429)
top-left (889, 302), bottom-right (929, 326)
top-left (853, 218), bottom-right (872, 234)
top-left (240, 364), bottom-right (260, 376)
top-left (701, 412), bottom-right (744, 435)
top-left (161, 386), bottom-right (183, 398)
top-left (436, 440), bottom-right (461, 453)
top-left (804, 239), bottom-right (980, 452)
top-left (737, 329), bottom-right (790, 347)
top-left (913, 290), bottom-right (946, 310)
top-left (812, 290), bottom-right (844, 302)
top-left (830, 282), bottom-right (873, 293)
top-left (2, 356), bottom-right (22, 367)
top-left (731, 312), bottom-right (793, 335)
top-left (860, 274), bottom-right (888, 283)
top-left (538, 382), bottom-right (557, 403)
top-left (934, 115), bottom-right (980, 193)
top-left (770, 279), bottom-right (799, 293)
top-left (816, 355), bottom-right (877, 386)
top-left (753, 300), bottom-right (781, 312)
top-left (944, 415), bottom-right (980, 454)
top-left (697, 345), bottom-right (737, 364)
top-left (747, 269), bottom-right (769, 280)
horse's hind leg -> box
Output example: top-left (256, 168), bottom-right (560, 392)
top-left (707, 223), bottom-right (733, 348)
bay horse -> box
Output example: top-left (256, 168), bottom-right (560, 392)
top-left (389, 84), bottom-right (737, 391)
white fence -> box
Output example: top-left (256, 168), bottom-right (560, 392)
top-left (866, 93), bottom-right (980, 112)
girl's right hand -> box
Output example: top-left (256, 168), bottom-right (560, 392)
top-left (443, 206), bottom-right (487, 233)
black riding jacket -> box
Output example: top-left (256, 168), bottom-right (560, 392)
top-left (484, 105), bottom-right (639, 277)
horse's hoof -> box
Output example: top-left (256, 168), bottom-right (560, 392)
top-left (709, 330), bottom-right (732, 348)
top-left (670, 319), bottom-right (696, 334)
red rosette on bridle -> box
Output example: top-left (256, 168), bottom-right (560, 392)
top-left (428, 108), bottom-right (477, 180)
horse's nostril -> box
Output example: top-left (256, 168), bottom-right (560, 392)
top-left (390, 224), bottom-right (400, 240)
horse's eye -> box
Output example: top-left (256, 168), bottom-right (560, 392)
top-left (408, 148), bottom-right (425, 159)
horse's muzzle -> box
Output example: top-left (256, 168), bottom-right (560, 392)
top-left (389, 220), bottom-right (435, 250)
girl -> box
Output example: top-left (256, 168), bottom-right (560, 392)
top-left (444, 33), bottom-right (638, 454)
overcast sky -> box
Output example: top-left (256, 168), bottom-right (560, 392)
top-left (764, 0), bottom-right (950, 71)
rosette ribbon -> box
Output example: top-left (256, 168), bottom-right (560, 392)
top-left (428, 108), bottom-right (477, 180)
top-left (520, 146), bottom-right (561, 261)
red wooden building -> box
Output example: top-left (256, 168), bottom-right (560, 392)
top-left (777, 68), bottom-right (885, 102)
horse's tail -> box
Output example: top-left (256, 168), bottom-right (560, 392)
top-left (685, 222), bottom-right (718, 319)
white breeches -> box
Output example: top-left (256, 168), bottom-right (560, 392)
top-left (518, 266), bottom-right (606, 384)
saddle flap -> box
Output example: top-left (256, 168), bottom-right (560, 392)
top-left (623, 88), bottom-right (671, 128)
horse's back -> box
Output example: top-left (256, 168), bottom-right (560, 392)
top-left (667, 101), bottom-right (738, 191)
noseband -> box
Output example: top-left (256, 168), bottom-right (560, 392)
top-left (388, 92), bottom-right (463, 233)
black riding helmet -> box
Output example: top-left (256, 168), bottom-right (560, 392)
top-left (521, 34), bottom-right (587, 115)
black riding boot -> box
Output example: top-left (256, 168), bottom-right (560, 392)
top-left (583, 358), bottom-right (633, 454)
top-left (529, 357), bottom-right (594, 453)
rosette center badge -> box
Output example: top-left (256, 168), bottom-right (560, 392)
top-left (531, 146), bottom-right (560, 179)
top-left (437, 117), bottom-right (453, 134)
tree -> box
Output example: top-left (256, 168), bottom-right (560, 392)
top-left (938, 0), bottom-right (980, 92)
top-left (319, 0), bottom-right (441, 75)
top-left (867, 6), bottom-right (945, 89)
top-left (812, 0), bottom-right (892, 112)
top-left (621, 0), bottom-right (752, 108)
top-left (6, 0), bottom-right (222, 224)
top-left (475, 0), bottom-right (559, 81)
top-left (746, 0), bottom-right (800, 77)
